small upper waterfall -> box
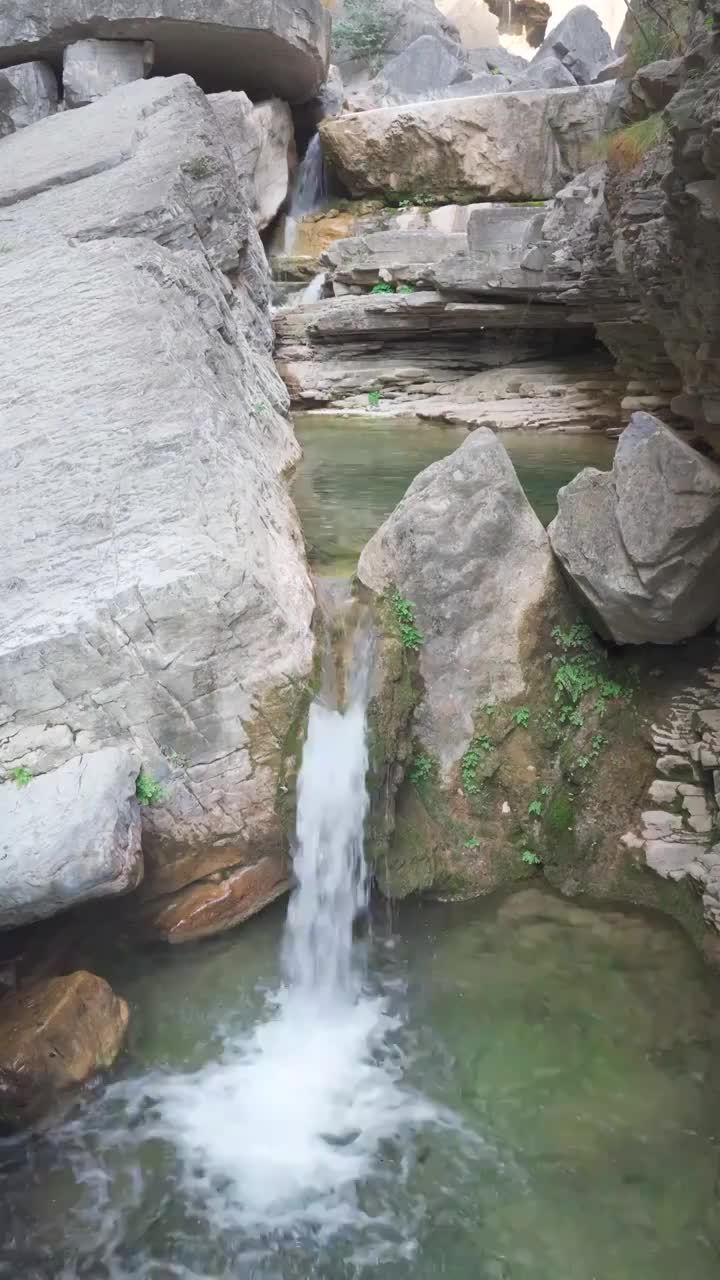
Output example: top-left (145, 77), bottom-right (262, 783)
top-left (284, 133), bottom-right (328, 255)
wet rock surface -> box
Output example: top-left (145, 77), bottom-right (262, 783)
top-left (0, 971), bottom-right (128, 1130)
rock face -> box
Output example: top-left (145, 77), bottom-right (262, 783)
top-left (63, 37), bottom-right (154, 107)
top-left (530, 4), bottom-right (613, 85)
top-left (549, 414), bottom-right (720, 645)
top-left (358, 429), bottom-right (565, 775)
top-left (210, 91), bottom-right (295, 230)
top-left (0, 0), bottom-right (331, 101)
top-left (0, 750), bottom-right (143, 929)
top-left (139, 854), bottom-right (290, 942)
top-left (0, 972), bottom-right (128, 1130)
top-left (374, 33), bottom-right (470, 101)
top-left (0, 76), bottom-right (315, 923)
top-left (320, 83), bottom-right (614, 201)
top-left (0, 61), bottom-right (57, 130)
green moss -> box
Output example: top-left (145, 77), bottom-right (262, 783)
top-left (542, 783), bottom-right (577, 865)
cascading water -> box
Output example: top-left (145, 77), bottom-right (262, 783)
top-left (148, 600), bottom-right (442, 1237)
top-left (284, 133), bottom-right (327, 255)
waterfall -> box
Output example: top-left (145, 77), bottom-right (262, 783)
top-left (152, 600), bottom-right (437, 1234)
top-left (298, 270), bottom-right (327, 305)
top-left (284, 133), bottom-right (327, 255)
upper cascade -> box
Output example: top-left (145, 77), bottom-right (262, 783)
top-left (0, 0), bottom-right (332, 101)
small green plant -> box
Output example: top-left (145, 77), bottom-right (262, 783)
top-left (7, 766), bottom-right (32, 787)
top-left (551, 620), bottom-right (631, 725)
top-left (522, 850), bottom-right (542, 866)
top-left (484, 704), bottom-right (497, 718)
top-left (409, 752), bottom-right (437, 790)
top-left (461, 736), bottom-right (494, 795)
top-left (389, 590), bottom-right (423, 650)
top-left (704, 13), bottom-right (715, 29)
top-left (627, 16), bottom-right (683, 72)
top-left (607, 114), bottom-right (668, 173)
top-left (135, 768), bottom-right (166, 807)
top-left (464, 835), bottom-right (481, 848)
top-left (512, 706), bottom-right (531, 728)
top-left (397, 283), bottom-right (415, 294)
top-left (528, 799), bottom-right (544, 818)
top-left (368, 389), bottom-right (381, 408)
top-left (371, 281), bottom-right (395, 294)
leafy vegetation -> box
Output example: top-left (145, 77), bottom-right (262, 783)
top-left (371, 281), bottom-right (395, 294)
top-left (607, 113), bottom-right (669, 172)
top-left (334, 0), bottom-right (392, 69)
top-left (409, 751), bottom-right (438, 790)
top-left (627, 10), bottom-right (685, 72)
top-left (550, 622), bottom-right (632, 729)
top-left (389, 590), bottom-right (423, 650)
top-left (7, 766), bottom-right (32, 787)
top-left (528, 799), bottom-right (544, 818)
top-left (464, 835), bottom-right (481, 849)
top-left (368, 389), bottom-right (381, 408)
top-left (512, 706), bottom-right (531, 728)
top-left (135, 768), bottom-right (166, 807)
top-left (521, 850), bottom-right (542, 866)
top-left (461, 735), bottom-right (494, 796)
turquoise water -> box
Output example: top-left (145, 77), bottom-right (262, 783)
top-left (292, 416), bottom-right (615, 574)
top-left (1, 889), bottom-right (718, 1278)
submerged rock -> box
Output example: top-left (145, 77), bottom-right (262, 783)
top-left (320, 83), bottom-right (614, 202)
top-left (0, 971), bottom-right (128, 1131)
top-left (549, 413), bottom-right (720, 645)
top-left (0, 750), bottom-right (143, 929)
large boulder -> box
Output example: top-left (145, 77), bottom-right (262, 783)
top-left (0, 0), bottom-right (331, 101)
top-left (0, 61), bottom-right (57, 129)
top-left (320, 82), bottom-right (614, 201)
top-left (0, 749), bottom-right (143, 928)
top-left (530, 4), bottom-right (613, 85)
top-left (0, 76), bottom-right (315, 920)
top-left (321, 229), bottom-right (467, 287)
top-left (63, 37), bottom-right (154, 107)
top-left (0, 972), bottom-right (128, 1131)
top-left (549, 413), bottom-right (720, 645)
top-left (358, 429), bottom-right (565, 775)
top-left (210, 91), bottom-right (295, 231)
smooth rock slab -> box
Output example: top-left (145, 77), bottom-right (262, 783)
top-left (63, 37), bottom-right (154, 107)
top-left (139, 855), bottom-right (290, 942)
top-left (0, 61), bottom-right (57, 129)
top-left (0, 750), bottom-right (142, 928)
top-left (0, 0), bottom-right (331, 101)
top-left (549, 413), bottom-right (720, 645)
top-left (0, 972), bottom-right (128, 1130)
top-left (320, 83), bottom-right (614, 201)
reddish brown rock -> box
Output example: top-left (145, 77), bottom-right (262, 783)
top-left (139, 855), bottom-right (290, 944)
top-left (0, 971), bottom-right (128, 1130)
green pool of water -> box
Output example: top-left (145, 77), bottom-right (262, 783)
top-left (2, 890), bottom-right (718, 1278)
top-left (292, 416), bottom-right (615, 575)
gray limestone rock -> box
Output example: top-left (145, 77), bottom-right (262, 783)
top-left (0, 0), bottom-right (331, 102)
top-left (549, 413), bottom-right (720, 645)
top-left (469, 46), bottom-right (528, 79)
top-left (321, 230), bottom-right (467, 287)
top-left (375, 33), bottom-right (469, 101)
top-left (320, 83), bottom-right (614, 202)
top-left (515, 58), bottom-right (577, 90)
top-left (357, 429), bottom-right (565, 775)
top-left (210, 91), bottom-right (295, 231)
top-left (530, 4), bottom-right (613, 85)
top-left (0, 749), bottom-right (143, 928)
top-left (63, 38), bottom-right (154, 107)
top-left (0, 76), bottom-right (315, 899)
top-left (0, 61), bottom-right (57, 129)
